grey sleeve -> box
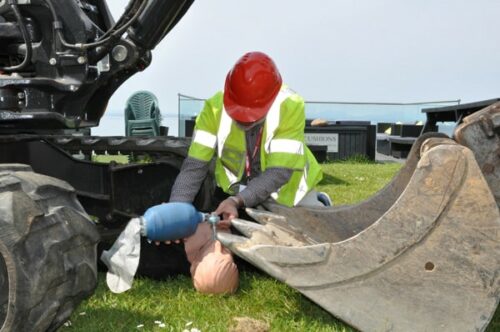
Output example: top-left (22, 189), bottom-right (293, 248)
top-left (169, 156), bottom-right (210, 203)
top-left (238, 167), bottom-right (293, 207)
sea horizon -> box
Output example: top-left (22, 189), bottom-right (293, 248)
top-left (94, 100), bottom-right (457, 137)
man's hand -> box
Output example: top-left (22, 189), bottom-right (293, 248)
top-left (214, 196), bottom-right (243, 228)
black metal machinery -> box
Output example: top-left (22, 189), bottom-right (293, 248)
top-left (0, 0), bottom-right (213, 239)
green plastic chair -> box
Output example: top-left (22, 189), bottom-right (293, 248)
top-left (125, 91), bottom-right (161, 136)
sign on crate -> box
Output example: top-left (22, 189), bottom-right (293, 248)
top-left (305, 133), bottom-right (339, 153)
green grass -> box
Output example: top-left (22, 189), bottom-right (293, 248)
top-left (317, 162), bottom-right (402, 205)
top-left (59, 160), bottom-right (500, 331)
top-left (62, 272), bottom-right (351, 332)
top-left (92, 154), bottom-right (130, 164)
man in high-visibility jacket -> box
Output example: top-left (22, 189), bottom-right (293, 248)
top-left (169, 51), bottom-right (328, 294)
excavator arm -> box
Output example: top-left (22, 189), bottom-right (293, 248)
top-left (0, 0), bottom-right (193, 131)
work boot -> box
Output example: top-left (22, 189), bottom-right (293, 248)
top-left (317, 192), bottom-right (332, 206)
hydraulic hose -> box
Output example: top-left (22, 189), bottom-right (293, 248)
top-left (75, 0), bottom-right (147, 49)
top-left (0, 0), bottom-right (33, 72)
top-left (44, 0), bottom-right (147, 51)
top-left (96, 0), bottom-right (140, 40)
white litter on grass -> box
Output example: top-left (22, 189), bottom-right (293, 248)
top-left (79, 312), bottom-right (86, 316)
top-left (136, 324), bottom-right (144, 329)
top-left (63, 321), bottom-right (72, 327)
top-left (183, 321), bottom-right (201, 332)
top-left (154, 320), bottom-right (166, 328)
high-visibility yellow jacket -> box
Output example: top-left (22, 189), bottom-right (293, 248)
top-left (188, 86), bottom-right (323, 207)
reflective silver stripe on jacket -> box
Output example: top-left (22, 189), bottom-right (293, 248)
top-left (192, 129), bottom-right (217, 149)
top-left (269, 138), bottom-right (304, 155)
top-left (264, 88), bottom-right (294, 153)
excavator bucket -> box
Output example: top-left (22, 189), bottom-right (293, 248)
top-left (218, 133), bottom-right (500, 332)
top-left (455, 101), bottom-right (500, 209)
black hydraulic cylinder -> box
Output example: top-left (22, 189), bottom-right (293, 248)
top-left (128, 0), bottom-right (194, 50)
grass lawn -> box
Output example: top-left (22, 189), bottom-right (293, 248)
top-left (61, 160), bottom-right (500, 332)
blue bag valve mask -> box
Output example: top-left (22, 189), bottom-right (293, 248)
top-left (141, 202), bottom-right (204, 241)
top-left (101, 202), bottom-right (220, 293)
top-left (141, 202), bottom-right (220, 241)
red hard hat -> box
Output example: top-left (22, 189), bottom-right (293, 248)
top-left (223, 52), bottom-right (283, 123)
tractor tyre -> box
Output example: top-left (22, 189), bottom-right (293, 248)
top-left (0, 164), bottom-right (100, 332)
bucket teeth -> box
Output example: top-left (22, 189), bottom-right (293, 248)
top-left (230, 218), bottom-right (266, 238)
top-left (245, 208), bottom-right (286, 225)
top-left (216, 232), bottom-right (248, 249)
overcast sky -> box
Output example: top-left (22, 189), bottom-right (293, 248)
top-left (106, 0), bottom-right (500, 114)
